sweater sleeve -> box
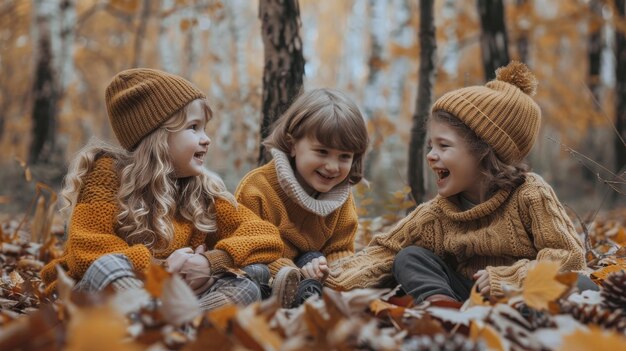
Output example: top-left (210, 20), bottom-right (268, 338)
top-left (40, 157), bottom-right (152, 293)
top-left (321, 193), bottom-right (358, 263)
top-left (207, 198), bottom-right (283, 272)
top-left (326, 204), bottom-right (435, 291)
top-left (486, 178), bottom-right (585, 296)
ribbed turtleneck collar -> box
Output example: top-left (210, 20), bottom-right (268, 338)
top-left (436, 188), bottom-right (511, 222)
top-left (270, 148), bottom-right (350, 216)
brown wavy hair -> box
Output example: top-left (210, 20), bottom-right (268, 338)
top-left (263, 88), bottom-right (369, 185)
top-left (430, 110), bottom-right (528, 197)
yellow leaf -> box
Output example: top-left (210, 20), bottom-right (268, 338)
top-left (522, 261), bottom-right (567, 311)
top-left (469, 321), bottom-right (506, 351)
top-left (558, 326), bottom-right (626, 351)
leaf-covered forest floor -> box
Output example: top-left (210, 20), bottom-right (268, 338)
top-left (1, 189), bottom-right (626, 350)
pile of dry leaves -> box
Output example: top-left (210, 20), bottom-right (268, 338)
top-left (1, 193), bottom-right (626, 350)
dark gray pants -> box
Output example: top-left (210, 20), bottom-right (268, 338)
top-left (392, 246), bottom-right (473, 303)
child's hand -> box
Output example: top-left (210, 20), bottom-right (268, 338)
top-left (180, 245), bottom-right (214, 293)
top-left (301, 256), bottom-right (329, 281)
top-left (473, 269), bottom-right (491, 296)
top-left (165, 247), bottom-right (195, 273)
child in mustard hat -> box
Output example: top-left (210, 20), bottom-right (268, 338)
top-left (328, 62), bottom-right (593, 303)
top-left (41, 68), bottom-right (283, 310)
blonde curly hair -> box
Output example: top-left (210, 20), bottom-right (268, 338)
top-left (61, 98), bottom-right (235, 253)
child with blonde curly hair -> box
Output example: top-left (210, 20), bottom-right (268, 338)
top-left (41, 68), bottom-right (283, 310)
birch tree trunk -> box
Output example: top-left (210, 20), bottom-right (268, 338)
top-left (588, 0), bottom-right (604, 107)
top-left (477, 0), bottom-right (509, 81)
top-left (258, 0), bottom-right (305, 165)
top-left (408, 0), bottom-right (436, 204)
top-left (615, 0), bottom-right (626, 172)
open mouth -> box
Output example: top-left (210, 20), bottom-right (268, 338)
top-left (193, 152), bottom-right (206, 160)
top-left (434, 168), bottom-right (450, 180)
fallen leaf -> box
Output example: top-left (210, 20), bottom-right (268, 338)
top-left (469, 320), bottom-right (506, 351)
top-left (144, 263), bottom-right (170, 298)
top-left (558, 326), bottom-right (626, 351)
top-left (160, 274), bottom-right (200, 326)
top-left (522, 261), bottom-right (567, 310)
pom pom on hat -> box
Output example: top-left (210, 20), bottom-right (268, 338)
top-left (495, 61), bottom-right (538, 96)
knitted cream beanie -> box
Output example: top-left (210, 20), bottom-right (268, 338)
top-left (431, 61), bottom-right (541, 164)
top-left (105, 68), bottom-right (205, 150)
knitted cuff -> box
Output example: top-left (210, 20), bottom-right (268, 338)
top-left (326, 250), bottom-right (353, 264)
top-left (203, 249), bottom-right (234, 274)
top-left (110, 276), bottom-right (144, 291)
top-left (268, 258), bottom-right (298, 277)
top-left (486, 265), bottom-right (526, 297)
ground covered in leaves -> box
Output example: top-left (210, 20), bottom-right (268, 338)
top-left (1, 205), bottom-right (626, 350)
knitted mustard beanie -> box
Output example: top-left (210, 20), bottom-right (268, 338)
top-left (431, 61), bottom-right (541, 164)
top-left (105, 68), bottom-right (205, 150)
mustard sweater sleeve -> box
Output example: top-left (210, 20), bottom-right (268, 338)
top-left (207, 198), bottom-right (283, 271)
top-left (486, 179), bottom-right (586, 296)
top-left (40, 157), bottom-right (151, 293)
top-left (321, 193), bottom-right (358, 263)
top-left (326, 204), bottom-right (435, 291)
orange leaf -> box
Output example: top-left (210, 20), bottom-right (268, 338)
top-left (206, 304), bottom-right (238, 332)
top-left (468, 282), bottom-right (490, 307)
top-left (522, 261), bottom-right (567, 311)
top-left (469, 321), bottom-right (506, 351)
top-left (144, 264), bottom-right (170, 298)
top-left (558, 326), bottom-right (626, 351)
top-left (590, 260), bottom-right (626, 284)
top-left (66, 306), bottom-right (142, 351)
top-left (369, 299), bottom-right (398, 316)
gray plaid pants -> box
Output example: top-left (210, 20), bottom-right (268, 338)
top-left (76, 253), bottom-right (261, 310)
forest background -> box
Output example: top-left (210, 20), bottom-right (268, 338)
top-left (0, 0), bottom-right (624, 221)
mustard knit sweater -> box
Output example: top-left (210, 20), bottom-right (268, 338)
top-left (41, 157), bottom-right (283, 295)
top-left (235, 149), bottom-right (358, 276)
top-left (326, 173), bottom-right (585, 297)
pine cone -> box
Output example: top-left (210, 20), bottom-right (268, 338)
top-left (401, 334), bottom-right (483, 351)
top-left (513, 302), bottom-right (556, 330)
top-left (601, 270), bottom-right (626, 310)
top-left (561, 301), bottom-right (626, 333)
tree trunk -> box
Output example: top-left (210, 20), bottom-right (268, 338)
top-left (514, 0), bottom-right (529, 63)
top-left (30, 0), bottom-right (60, 164)
top-left (257, 0), bottom-right (305, 165)
top-left (30, 36), bottom-right (58, 164)
top-left (477, 0), bottom-right (509, 81)
top-left (408, 0), bottom-right (436, 204)
top-left (615, 0), bottom-right (626, 172)
top-left (588, 0), bottom-right (604, 107)
top-left (362, 0), bottom-right (387, 179)
top-left (132, 0), bottom-right (150, 68)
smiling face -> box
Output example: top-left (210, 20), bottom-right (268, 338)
top-left (426, 119), bottom-right (487, 204)
top-left (290, 136), bottom-right (354, 195)
top-left (167, 99), bottom-right (211, 178)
